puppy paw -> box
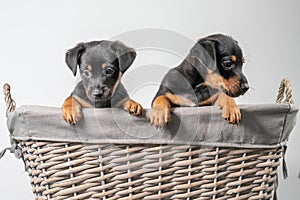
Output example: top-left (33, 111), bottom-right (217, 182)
top-left (62, 97), bottom-right (82, 124)
top-left (150, 105), bottom-right (171, 129)
top-left (214, 93), bottom-right (241, 124)
top-left (123, 99), bottom-right (143, 116)
top-left (150, 96), bottom-right (172, 128)
top-left (221, 102), bottom-right (241, 124)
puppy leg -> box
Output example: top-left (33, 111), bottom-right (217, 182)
top-left (198, 93), bottom-right (220, 106)
top-left (165, 92), bottom-right (196, 107)
top-left (214, 93), bottom-right (241, 124)
top-left (123, 99), bottom-right (143, 116)
top-left (62, 96), bottom-right (82, 124)
top-left (150, 95), bottom-right (171, 128)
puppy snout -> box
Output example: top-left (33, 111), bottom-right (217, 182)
top-left (93, 88), bottom-right (103, 98)
top-left (240, 82), bottom-right (249, 95)
top-left (92, 86), bottom-right (107, 98)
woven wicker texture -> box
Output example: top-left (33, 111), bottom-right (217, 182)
top-left (21, 141), bottom-right (282, 200)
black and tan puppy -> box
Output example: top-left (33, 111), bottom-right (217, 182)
top-left (151, 34), bottom-right (249, 128)
top-left (62, 40), bottom-right (143, 124)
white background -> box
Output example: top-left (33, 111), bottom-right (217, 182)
top-left (0, 0), bottom-right (299, 199)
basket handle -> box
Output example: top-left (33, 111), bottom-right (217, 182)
top-left (3, 83), bottom-right (16, 117)
top-left (1, 84), bottom-right (22, 160)
top-left (275, 79), bottom-right (297, 181)
top-left (276, 78), bottom-right (294, 104)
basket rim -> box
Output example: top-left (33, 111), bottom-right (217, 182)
top-left (6, 103), bottom-right (297, 149)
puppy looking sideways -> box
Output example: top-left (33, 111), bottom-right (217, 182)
top-left (62, 40), bottom-right (143, 124)
top-left (151, 34), bottom-right (249, 128)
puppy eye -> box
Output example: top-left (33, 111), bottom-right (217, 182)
top-left (106, 68), bottom-right (115, 75)
top-left (222, 60), bottom-right (232, 69)
top-left (83, 70), bottom-right (92, 78)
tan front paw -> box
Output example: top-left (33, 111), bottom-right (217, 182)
top-left (214, 93), bottom-right (241, 124)
top-left (62, 97), bottom-right (82, 125)
top-left (150, 105), bottom-right (171, 128)
top-left (221, 102), bottom-right (241, 124)
top-left (123, 99), bottom-right (143, 116)
top-left (150, 95), bottom-right (172, 128)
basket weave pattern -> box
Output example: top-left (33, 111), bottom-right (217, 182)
top-left (20, 140), bottom-right (282, 200)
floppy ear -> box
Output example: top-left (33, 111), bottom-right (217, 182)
top-left (111, 41), bottom-right (136, 73)
top-left (65, 43), bottom-right (85, 76)
top-left (190, 38), bottom-right (217, 72)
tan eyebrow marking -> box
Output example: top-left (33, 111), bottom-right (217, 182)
top-left (242, 57), bottom-right (245, 63)
top-left (102, 63), bottom-right (107, 69)
top-left (231, 55), bottom-right (237, 62)
top-left (87, 65), bottom-right (93, 71)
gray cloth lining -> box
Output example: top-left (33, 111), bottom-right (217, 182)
top-left (7, 104), bottom-right (298, 148)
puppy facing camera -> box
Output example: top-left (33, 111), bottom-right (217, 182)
top-left (62, 40), bottom-right (143, 124)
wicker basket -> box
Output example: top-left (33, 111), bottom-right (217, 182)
top-left (1, 79), bottom-right (298, 200)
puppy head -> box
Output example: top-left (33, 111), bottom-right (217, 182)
top-left (65, 40), bottom-right (136, 102)
top-left (190, 34), bottom-right (249, 97)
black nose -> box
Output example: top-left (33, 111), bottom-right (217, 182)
top-left (93, 88), bottom-right (104, 98)
top-left (240, 83), bottom-right (249, 95)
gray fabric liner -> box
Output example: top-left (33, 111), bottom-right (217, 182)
top-left (7, 104), bottom-right (298, 148)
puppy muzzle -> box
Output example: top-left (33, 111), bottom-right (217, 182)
top-left (88, 86), bottom-right (111, 102)
top-left (225, 82), bottom-right (249, 97)
top-left (240, 82), bottom-right (249, 95)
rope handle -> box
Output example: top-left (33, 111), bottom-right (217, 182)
top-left (3, 83), bottom-right (16, 117)
top-left (276, 78), bottom-right (294, 104)
top-left (1, 84), bottom-right (22, 160)
top-left (275, 79), bottom-right (297, 181)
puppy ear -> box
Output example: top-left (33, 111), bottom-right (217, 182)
top-left (65, 43), bottom-right (85, 76)
top-left (111, 41), bottom-right (136, 73)
top-left (190, 38), bottom-right (217, 72)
